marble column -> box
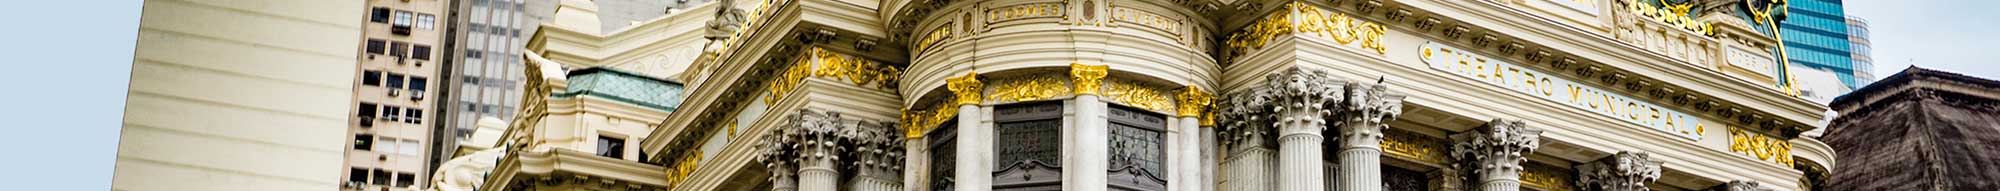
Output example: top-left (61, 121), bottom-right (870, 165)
top-left (1577, 151), bottom-right (1664, 191)
top-left (1216, 86), bottom-right (1276, 191)
top-left (841, 121), bottom-right (905, 191)
top-left (1336, 80), bottom-right (1406, 191)
top-left (1198, 116), bottom-right (1217, 191)
top-left (1267, 69), bottom-right (1347, 191)
top-left (758, 109), bottom-right (848, 191)
top-left (1071, 64), bottom-right (1110, 190)
top-left (1176, 86), bottom-right (1212, 191)
top-left (946, 72), bottom-right (988, 191)
top-left (1449, 119), bottom-right (1543, 191)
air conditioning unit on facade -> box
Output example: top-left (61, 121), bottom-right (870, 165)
top-left (388, 89), bottom-right (401, 97)
top-left (412, 90), bottom-right (426, 101)
top-left (395, 56), bottom-right (407, 64)
top-left (359, 116), bottom-right (375, 127)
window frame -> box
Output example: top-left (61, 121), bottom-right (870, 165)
top-left (392, 11), bottom-right (413, 27)
top-left (596, 135), bottom-right (626, 158)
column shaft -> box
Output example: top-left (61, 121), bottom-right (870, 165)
top-left (1199, 127), bottom-right (1216, 191)
top-left (1177, 117), bottom-right (1200, 191)
top-left (955, 104), bottom-right (987, 191)
top-left (1223, 146), bottom-right (1274, 191)
top-left (1279, 132), bottom-right (1326, 191)
top-left (1074, 95), bottom-right (1109, 190)
top-left (1479, 180), bottom-right (1521, 191)
top-left (800, 159), bottom-right (839, 191)
top-left (1337, 147), bottom-right (1382, 191)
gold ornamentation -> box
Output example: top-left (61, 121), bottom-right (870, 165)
top-left (1225, 2), bottom-right (1389, 58)
top-left (1070, 63), bottom-right (1107, 95)
top-left (902, 101), bottom-right (961, 138)
top-left (767, 48), bottom-right (904, 104)
top-left (764, 58), bottom-right (812, 104)
top-left (989, 75), bottom-right (1070, 102)
top-left (1729, 127), bottom-right (1794, 166)
top-left (1175, 86), bottom-right (1211, 117)
top-left (1621, 0), bottom-right (1715, 36)
top-left (1200, 108), bottom-right (1217, 127)
top-left (947, 72), bottom-right (984, 105)
top-left (988, 3), bottom-right (1064, 23)
top-left (1104, 79), bottom-right (1173, 112)
top-left (664, 151), bottom-right (702, 186)
top-left (915, 23), bottom-right (954, 55)
top-left (1379, 130), bottom-right (1448, 164)
top-left (809, 48), bottom-right (902, 89)
top-left (1521, 162), bottom-right (1577, 191)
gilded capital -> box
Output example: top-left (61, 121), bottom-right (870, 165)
top-left (1070, 63), bottom-right (1108, 95)
top-left (1175, 86), bottom-right (1211, 117)
top-left (947, 72), bottom-right (984, 105)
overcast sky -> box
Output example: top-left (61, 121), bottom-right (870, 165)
top-left (1844, 0), bottom-right (2000, 80)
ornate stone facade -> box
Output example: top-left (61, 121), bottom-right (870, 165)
top-left (757, 109), bottom-right (906, 191)
top-left (1450, 119), bottom-right (1544, 191)
top-left (489, 0), bottom-right (1840, 191)
top-left (1578, 151), bottom-right (1666, 191)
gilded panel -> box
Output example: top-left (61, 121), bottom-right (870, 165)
top-left (1728, 126), bottom-right (1794, 166)
top-left (1380, 129), bottom-right (1449, 165)
top-left (1103, 78), bottom-right (1174, 113)
top-left (1224, 2), bottom-right (1388, 59)
top-left (1110, 6), bottom-right (1184, 38)
top-left (764, 48), bottom-right (903, 104)
top-left (1520, 162), bottom-right (1577, 191)
top-left (987, 2), bottom-right (1064, 24)
top-left (987, 74), bottom-right (1071, 103)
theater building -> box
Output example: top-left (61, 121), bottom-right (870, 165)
top-left (447, 0), bottom-right (1836, 191)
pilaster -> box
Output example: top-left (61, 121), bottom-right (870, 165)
top-left (1577, 151), bottom-right (1665, 191)
top-left (1449, 119), bottom-right (1544, 191)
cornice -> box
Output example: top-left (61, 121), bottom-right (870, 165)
top-left (1330, 0), bottom-right (1823, 137)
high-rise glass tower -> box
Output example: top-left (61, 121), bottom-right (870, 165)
top-left (1846, 16), bottom-right (1874, 87)
top-left (1780, 0), bottom-right (1859, 89)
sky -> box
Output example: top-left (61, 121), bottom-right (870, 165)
top-left (0, 0), bottom-right (140, 190)
top-left (1845, 0), bottom-right (2000, 80)
top-left (0, 0), bottom-right (1989, 190)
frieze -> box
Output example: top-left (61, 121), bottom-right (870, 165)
top-left (764, 47), bottom-right (903, 104)
top-left (1110, 6), bottom-right (1185, 38)
top-left (1105, 78), bottom-right (1175, 113)
top-left (901, 100), bottom-right (959, 138)
top-left (987, 74), bottom-right (1071, 103)
top-left (665, 149), bottom-right (703, 188)
top-left (1618, 0), bottom-right (1714, 36)
top-left (1520, 162), bottom-right (1577, 191)
top-left (987, 2), bottom-right (1064, 24)
top-left (914, 22), bottom-right (953, 55)
top-left (1421, 42), bottom-right (1708, 140)
top-left (1224, 2), bottom-right (1388, 59)
top-left (1381, 129), bottom-right (1449, 165)
top-left (1728, 127), bottom-right (1794, 166)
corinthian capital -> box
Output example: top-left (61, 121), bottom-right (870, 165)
top-left (1578, 151), bottom-right (1665, 191)
top-left (838, 120), bottom-right (906, 181)
top-left (1449, 119), bottom-right (1543, 182)
top-left (947, 72), bottom-right (983, 105)
top-left (1336, 78), bottom-right (1416, 147)
top-left (1269, 68), bottom-right (1347, 134)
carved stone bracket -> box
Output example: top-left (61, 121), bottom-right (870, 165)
top-left (1449, 119), bottom-right (1544, 191)
top-left (1577, 151), bottom-right (1665, 191)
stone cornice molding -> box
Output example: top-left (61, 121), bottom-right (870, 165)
top-left (1578, 151), bottom-right (1665, 191)
top-left (1399, 0), bottom-right (1821, 136)
top-left (1449, 119), bottom-right (1544, 183)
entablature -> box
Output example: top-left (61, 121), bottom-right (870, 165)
top-left (1234, 0), bottom-right (1823, 137)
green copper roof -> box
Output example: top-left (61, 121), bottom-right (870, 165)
top-left (552, 67), bottom-right (684, 112)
